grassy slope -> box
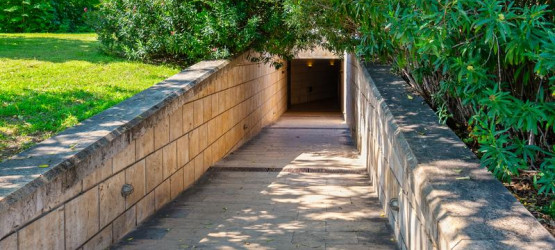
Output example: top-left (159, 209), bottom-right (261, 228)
top-left (0, 33), bottom-right (180, 161)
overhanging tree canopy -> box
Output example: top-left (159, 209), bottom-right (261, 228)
top-left (95, 0), bottom-right (554, 199)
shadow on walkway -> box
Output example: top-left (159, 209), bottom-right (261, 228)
top-left (113, 111), bottom-right (396, 250)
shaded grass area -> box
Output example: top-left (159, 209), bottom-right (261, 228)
top-left (0, 33), bottom-right (180, 161)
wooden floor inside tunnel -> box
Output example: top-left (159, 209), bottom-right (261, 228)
top-left (113, 111), bottom-right (397, 250)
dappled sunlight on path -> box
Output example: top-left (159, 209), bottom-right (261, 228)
top-left (113, 112), bottom-right (396, 249)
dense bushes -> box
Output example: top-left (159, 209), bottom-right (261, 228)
top-left (292, 0), bottom-right (555, 197)
top-left (0, 0), bottom-right (99, 32)
top-left (94, 0), bottom-right (303, 66)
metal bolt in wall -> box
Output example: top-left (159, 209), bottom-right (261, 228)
top-left (121, 184), bottom-right (134, 197)
top-left (388, 198), bottom-right (399, 212)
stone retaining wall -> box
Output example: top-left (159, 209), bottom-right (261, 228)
top-left (344, 54), bottom-right (555, 249)
top-left (0, 52), bottom-right (287, 249)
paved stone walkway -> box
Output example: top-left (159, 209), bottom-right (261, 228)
top-left (113, 112), bottom-right (396, 250)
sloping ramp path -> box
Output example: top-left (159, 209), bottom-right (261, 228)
top-left (113, 112), bottom-right (396, 250)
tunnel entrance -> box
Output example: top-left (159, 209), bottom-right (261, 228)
top-left (287, 59), bottom-right (343, 113)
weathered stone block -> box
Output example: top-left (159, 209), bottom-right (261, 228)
top-left (176, 135), bottom-right (190, 168)
top-left (231, 86), bottom-right (240, 107)
top-left (194, 153), bottom-right (204, 181)
top-left (155, 179), bottom-right (171, 210)
top-left (207, 119), bottom-right (217, 145)
top-left (214, 76), bottom-right (224, 92)
top-left (214, 137), bottom-right (225, 160)
top-left (216, 115), bottom-right (225, 137)
top-left (223, 69), bottom-right (232, 89)
top-left (19, 207), bottom-right (64, 250)
top-left (203, 146), bottom-right (212, 171)
top-left (169, 106), bottom-right (184, 141)
top-left (0, 233), bottom-right (16, 250)
top-left (113, 142), bottom-right (136, 173)
top-left (235, 66), bottom-right (245, 85)
top-left (211, 93), bottom-right (219, 118)
top-left (112, 206), bottom-right (136, 243)
top-left (99, 171), bottom-right (125, 228)
top-left (221, 110), bottom-right (231, 132)
top-left (135, 128), bottom-right (154, 161)
top-left (154, 116), bottom-right (169, 150)
top-left (182, 102), bottom-right (194, 134)
top-left (193, 99), bottom-right (204, 127)
top-left (205, 78), bottom-right (215, 95)
top-left (170, 168), bottom-right (184, 199)
top-left (145, 150), bottom-right (163, 193)
top-left (0, 211), bottom-right (19, 241)
top-left (36, 171), bottom-right (83, 214)
top-left (163, 141), bottom-right (177, 179)
top-left (217, 91), bottom-right (226, 115)
top-left (203, 95), bottom-right (212, 122)
top-left (224, 88), bottom-right (233, 110)
top-left (199, 124), bottom-right (208, 152)
top-left (223, 130), bottom-right (233, 151)
top-left (199, 81), bottom-right (210, 98)
top-left (136, 191), bottom-right (155, 224)
top-left (83, 159), bottom-right (113, 191)
top-left (65, 187), bottom-right (100, 249)
top-left (125, 160), bottom-right (146, 208)
top-left (183, 162), bottom-right (195, 188)
top-left (210, 144), bottom-right (220, 165)
top-left (82, 224), bottom-right (112, 250)
top-left (188, 127), bottom-right (200, 158)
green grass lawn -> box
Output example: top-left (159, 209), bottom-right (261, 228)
top-left (0, 33), bottom-right (180, 161)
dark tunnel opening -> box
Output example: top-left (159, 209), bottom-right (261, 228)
top-left (287, 59), bottom-right (343, 113)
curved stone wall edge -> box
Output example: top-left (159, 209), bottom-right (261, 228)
top-left (345, 54), bottom-right (555, 249)
top-left (0, 59), bottom-right (228, 207)
top-left (0, 51), bottom-right (288, 249)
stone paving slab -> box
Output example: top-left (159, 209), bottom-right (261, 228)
top-left (113, 113), bottom-right (396, 249)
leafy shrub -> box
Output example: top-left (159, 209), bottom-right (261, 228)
top-left (289, 0), bottom-right (554, 196)
top-left (0, 0), bottom-right (55, 32)
top-left (0, 0), bottom-right (99, 32)
top-left (94, 0), bottom-right (302, 66)
top-left (51, 0), bottom-right (99, 32)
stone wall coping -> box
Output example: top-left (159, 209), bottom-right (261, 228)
top-left (0, 59), bottom-right (229, 212)
top-left (294, 46), bottom-right (341, 59)
top-left (361, 64), bottom-right (555, 249)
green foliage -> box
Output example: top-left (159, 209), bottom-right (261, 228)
top-left (94, 0), bottom-right (305, 66)
top-left (94, 0), bottom-right (555, 197)
top-left (51, 0), bottom-right (100, 32)
top-left (0, 0), bottom-right (55, 32)
top-left (291, 0), bottom-right (555, 196)
top-left (536, 149), bottom-right (555, 195)
top-left (0, 0), bottom-right (99, 32)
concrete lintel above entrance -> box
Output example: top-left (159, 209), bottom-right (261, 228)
top-left (294, 46), bottom-right (341, 59)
